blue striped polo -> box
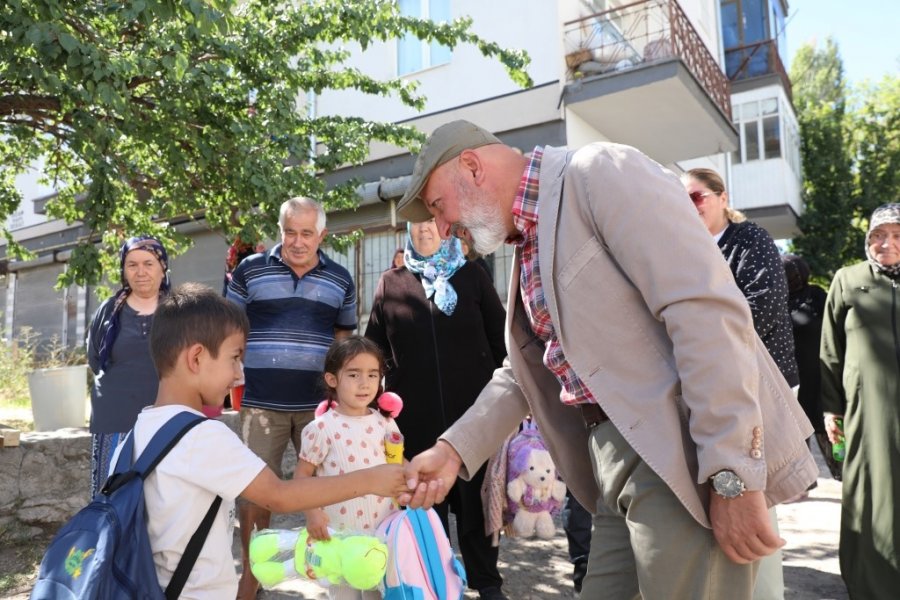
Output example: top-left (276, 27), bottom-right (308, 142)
top-left (225, 245), bottom-right (357, 411)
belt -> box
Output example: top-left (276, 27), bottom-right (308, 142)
top-left (579, 403), bottom-right (609, 429)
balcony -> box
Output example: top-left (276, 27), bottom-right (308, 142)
top-left (561, 0), bottom-right (737, 164)
top-left (725, 39), bottom-right (793, 102)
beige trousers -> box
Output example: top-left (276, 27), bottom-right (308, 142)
top-left (581, 421), bottom-right (758, 599)
top-left (752, 509), bottom-right (785, 599)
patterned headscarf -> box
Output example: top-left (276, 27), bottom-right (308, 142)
top-left (403, 222), bottom-right (467, 316)
top-left (866, 203), bottom-right (900, 278)
top-left (97, 236), bottom-right (170, 371)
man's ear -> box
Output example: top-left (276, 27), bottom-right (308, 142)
top-left (185, 343), bottom-right (205, 374)
top-left (457, 149), bottom-right (484, 186)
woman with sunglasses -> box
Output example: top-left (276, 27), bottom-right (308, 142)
top-left (683, 168), bottom-right (798, 388)
top-left (683, 168), bottom-right (798, 600)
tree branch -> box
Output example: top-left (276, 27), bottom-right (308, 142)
top-left (0, 94), bottom-right (62, 116)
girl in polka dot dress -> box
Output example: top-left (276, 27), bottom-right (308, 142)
top-left (295, 335), bottom-right (403, 600)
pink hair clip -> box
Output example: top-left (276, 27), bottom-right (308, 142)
top-left (377, 392), bottom-right (403, 418)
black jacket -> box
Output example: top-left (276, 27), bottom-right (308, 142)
top-left (718, 221), bottom-right (799, 386)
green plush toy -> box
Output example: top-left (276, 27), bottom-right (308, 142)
top-left (249, 527), bottom-right (388, 591)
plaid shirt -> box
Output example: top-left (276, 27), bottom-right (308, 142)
top-left (510, 147), bottom-right (596, 406)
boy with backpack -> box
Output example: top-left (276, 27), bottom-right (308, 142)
top-left (144, 283), bottom-right (411, 596)
top-left (33, 283), bottom-right (409, 599)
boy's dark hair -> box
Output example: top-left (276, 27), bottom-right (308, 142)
top-left (150, 282), bottom-right (250, 377)
top-left (321, 335), bottom-right (390, 416)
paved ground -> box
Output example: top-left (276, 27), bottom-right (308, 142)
top-left (239, 450), bottom-right (848, 600)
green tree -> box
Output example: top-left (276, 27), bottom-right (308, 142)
top-left (848, 75), bottom-right (900, 252)
top-left (789, 37), bottom-right (855, 282)
top-left (0, 0), bottom-right (531, 286)
top-left (791, 38), bottom-right (900, 282)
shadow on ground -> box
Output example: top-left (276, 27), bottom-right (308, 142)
top-left (784, 566), bottom-right (847, 600)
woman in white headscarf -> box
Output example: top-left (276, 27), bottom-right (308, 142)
top-left (820, 203), bottom-right (900, 598)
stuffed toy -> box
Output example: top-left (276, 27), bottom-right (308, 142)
top-left (249, 527), bottom-right (388, 591)
top-left (506, 420), bottom-right (567, 539)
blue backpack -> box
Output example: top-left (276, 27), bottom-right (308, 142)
top-left (31, 412), bottom-right (221, 600)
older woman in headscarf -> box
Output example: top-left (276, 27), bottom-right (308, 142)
top-left (86, 235), bottom-right (170, 497)
top-left (365, 219), bottom-right (511, 600)
top-left (821, 203), bottom-right (900, 598)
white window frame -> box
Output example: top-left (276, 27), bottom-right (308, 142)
top-left (733, 97), bottom-right (783, 164)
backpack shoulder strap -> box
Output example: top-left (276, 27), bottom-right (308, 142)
top-left (104, 411), bottom-right (205, 495)
top-left (133, 411), bottom-right (208, 477)
top-left (409, 509), bottom-right (448, 597)
top-left (164, 495), bottom-right (222, 600)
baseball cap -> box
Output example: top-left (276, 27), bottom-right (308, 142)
top-left (398, 120), bottom-right (501, 222)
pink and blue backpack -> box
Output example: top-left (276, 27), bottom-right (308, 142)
top-left (376, 508), bottom-right (466, 600)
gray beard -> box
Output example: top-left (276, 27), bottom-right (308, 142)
top-left (466, 223), bottom-right (507, 255)
top-left (459, 194), bottom-right (507, 255)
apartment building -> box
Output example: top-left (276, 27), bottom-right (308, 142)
top-left (6, 0), bottom-right (802, 345)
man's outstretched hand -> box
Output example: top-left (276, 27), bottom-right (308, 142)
top-left (709, 489), bottom-right (785, 564)
top-left (398, 440), bottom-right (462, 508)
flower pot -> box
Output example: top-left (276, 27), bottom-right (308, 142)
top-left (28, 365), bottom-right (89, 431)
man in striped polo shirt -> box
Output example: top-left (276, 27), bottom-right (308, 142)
top-left (226, 196), bottom-right (357, 598)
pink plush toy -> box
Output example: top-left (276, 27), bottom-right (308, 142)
top-left (506, 420), bottom-right (566, 539)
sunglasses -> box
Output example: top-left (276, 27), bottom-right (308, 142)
top-left (689, 191), bottom-right (716, 204)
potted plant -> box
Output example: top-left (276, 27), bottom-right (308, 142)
top-left (26, 333), bottom-right (89, 431)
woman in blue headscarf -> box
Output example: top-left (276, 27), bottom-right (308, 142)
top-left (86, 235), bottom-right (170, 497)
top-left (365, 220), bottom-right (511, 599)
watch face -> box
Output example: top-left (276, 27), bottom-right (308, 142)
top-left (713, 471), bottom-right (745, 499)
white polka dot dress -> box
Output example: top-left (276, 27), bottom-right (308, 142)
top-left (299, 409), bottom-right (401, 532)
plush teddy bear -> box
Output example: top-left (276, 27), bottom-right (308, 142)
top-left (506, 422), bottom-right (567, 539)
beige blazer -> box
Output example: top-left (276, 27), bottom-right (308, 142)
top-left (441, 144), bottom-right (817, 527)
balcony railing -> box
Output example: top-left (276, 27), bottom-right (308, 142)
top-left (725, 40), bottom-right (793, 101)
top-left (563, 0), bottom-right (731, 120)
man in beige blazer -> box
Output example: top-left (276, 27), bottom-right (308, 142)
top-left (397, 121), bottom-right (818, 599)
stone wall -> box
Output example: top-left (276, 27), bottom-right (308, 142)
top-left (0, 410), bottom-right (298, 542)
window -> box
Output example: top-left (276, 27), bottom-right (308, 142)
top-left (323, 229), bottom-right (407, 328)
top-left (762, 116), bottom-right (780, 159)
top-left (771, 0), bottom-right (788, 67)
top-left (733, 97), bottom-right (783, 162)
top-left (397, 0), bottom-right (452, 76)
top-left (743, 121), bottom-right (760, 161)
top-left (721, 0), bottom-right (774, 79)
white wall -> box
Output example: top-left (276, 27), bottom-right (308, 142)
top-left (316, 0), bottom-right (562, 124)
top-left (731, 158), bottom-right (801, 214)
top-left (6, 161), bottom-right (52, 231)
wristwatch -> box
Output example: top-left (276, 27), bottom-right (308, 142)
top-left (710, 470), bottom-right (746, 499)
